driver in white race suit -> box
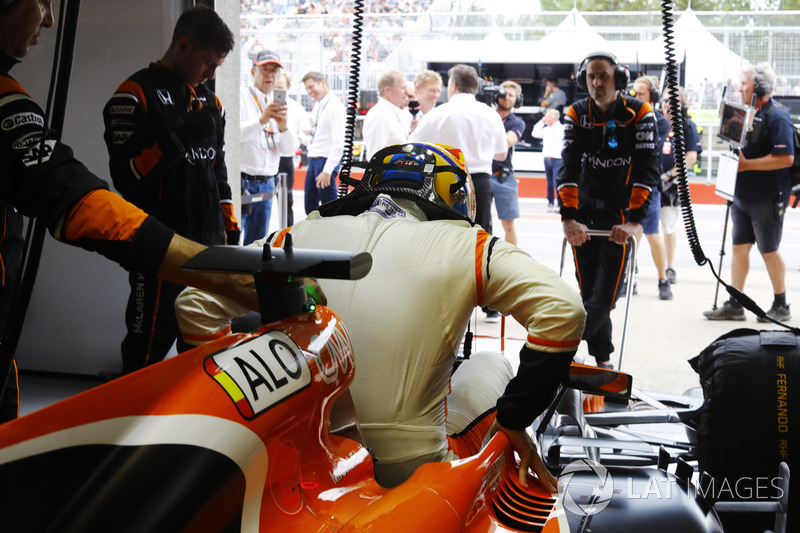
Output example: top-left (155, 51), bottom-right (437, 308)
top-left (175, 143), bottom-right (585, 490)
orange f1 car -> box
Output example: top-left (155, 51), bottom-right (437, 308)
top-left (0, 245), bottom-right (726, 532)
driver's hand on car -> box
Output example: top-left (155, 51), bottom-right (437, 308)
top-left (489, 420), bottom-right (559, 493)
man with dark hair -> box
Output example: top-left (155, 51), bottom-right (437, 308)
top-left (102, 5), bottom-right (240, 375)
top-left (704, 62), bottom-right (794, 322)
top-left (301, 71), bottom-right (345, 214)
top-left (558, 52), bottom-right (660, 368)
top-left (0, 0), bottom-right (255, 420)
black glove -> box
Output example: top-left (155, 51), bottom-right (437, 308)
top-left (163, 105), bottom-right (221, 157)
top-left (226, 229), bottom-right (241, 246)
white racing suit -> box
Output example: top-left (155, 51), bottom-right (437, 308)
top-left (176, 195), bottom-right (585, 486)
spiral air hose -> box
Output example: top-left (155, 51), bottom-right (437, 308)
top-left (339, 0), bottom-right (365, 197)
top-left (661, 0), bottom-right (798, 331)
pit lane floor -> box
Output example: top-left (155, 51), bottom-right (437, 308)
top-left (19, 194), bottom-right (800, 415)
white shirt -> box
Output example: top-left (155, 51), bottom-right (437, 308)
top-left (279, 96), bottom-right (309, 158)
top-left (306, 92), bottom-right (346, 175)
top-left (239, 85), bottom-right (296, 177)
top-left (408, 93), bottom-right (506, 175)
top-left (362, 97), bottom-right (408, 160)
top-left (532, 119), bottom-right (565, 159)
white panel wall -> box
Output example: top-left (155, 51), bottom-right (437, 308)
top-left (15, 0), bottom-right (240, 375)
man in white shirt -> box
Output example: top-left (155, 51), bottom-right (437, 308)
top-left (362, 70), bottom-right (410, 160)
top-left (239, 50), bottom-right (296, 244)
top-left (275, 70), bottom-right (310, 226)
top-left (301, 71), bottom-right (346, 214)
top-left (532, 108), bottom-right (565, 212)
top-left (409, 64), bottom-right (507, 235)
top-left (413, 70), bottom-right (443, 116)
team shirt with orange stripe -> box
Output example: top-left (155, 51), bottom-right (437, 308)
top-left (175, 194), bottom-right (585, 467)
top-left (0, 56), bottom-right (173, 275)
top-left (557, 93), bottom-right (661, 225)
top-left (102, 62), bottom-right (237, 246)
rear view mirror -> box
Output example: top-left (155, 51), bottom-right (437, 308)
top-left (567, 363), bottom-right (632, 401)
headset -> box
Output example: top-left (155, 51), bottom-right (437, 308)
top-left (495, 85), bottom-right (524, 108)
top-left (753, 65), bottom-right (771, 99)
top-left (577, 51), bottom-right (630, 92)
top-left (634, 75), bottom-right (661, 104)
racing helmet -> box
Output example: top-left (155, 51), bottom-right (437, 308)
top-left (366, 142), bottom-right (476, 222)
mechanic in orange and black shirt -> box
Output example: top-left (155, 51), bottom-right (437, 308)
top-left (102, 6), bottom-right (241, 375)
top-left (557, 51), bottom-right (660, 368)
top-left (0, 1), bottom-right (255, 421)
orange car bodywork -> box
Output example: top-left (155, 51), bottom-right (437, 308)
top-left (0, 306), bottom-right (569, 532)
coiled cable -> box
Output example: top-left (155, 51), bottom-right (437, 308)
top-left (661, 0), bottom-right (797, 331)
top-left (339, 0), bottom-right (365, 197)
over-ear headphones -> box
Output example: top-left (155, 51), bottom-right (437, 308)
top-left (577, 51), bottom-right (630, 92)
top-left (754, 65), bottom-right (771, 99)
top-left (494, 85), bottom-right (524, 108)
top-left (634, 75), bottom-right (660, 104)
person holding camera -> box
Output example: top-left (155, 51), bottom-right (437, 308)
top-left (240, 50), bottom-right (294, 245)
top-left (532, 108), bottom-right (565, 212)
top-left (557, 51), bottom-right (660, 368)
top-left (704, 63), bottom-right (794, 322)
top-left (491, 80), bottom-right (525, 247)
top-left (102, 6), bottom-right (240, 374)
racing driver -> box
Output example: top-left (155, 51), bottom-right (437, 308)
top-left (176, 143), bottom-right (586, 491)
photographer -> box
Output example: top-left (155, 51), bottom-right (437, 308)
top-left (491, 81), bottom-right (525, 247)
top-left (704, 63), bottom-right (794, 322)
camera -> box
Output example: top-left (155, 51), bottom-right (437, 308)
top-left (476, 81), bottom-right (506, 107)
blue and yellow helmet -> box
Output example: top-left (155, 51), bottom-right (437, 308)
top-left (365, 142), bottom-right (476, 222)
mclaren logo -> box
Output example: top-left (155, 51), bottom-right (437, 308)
top-left (2, 112), bottom-right (44, 131)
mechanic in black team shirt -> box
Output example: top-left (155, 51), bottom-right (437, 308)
top-left (0, 0), bottom-right (255, 421)
top-left (103, 6), bottom-right (241, 374)
top-left (557, 51), bottom-right (660, 369)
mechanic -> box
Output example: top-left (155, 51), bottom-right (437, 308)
top-left (557, 51), bottom-right (660, 368)
top-left (0, 0), bottom-right (256, 421)
top-left (490, 80), bottom-right (525, 247)
top-left (659, 86), bottom-right (701, 286)
top-left (239, 50), bottom-right (296, 244)
top-left (704, 62), bottom-right (793, 322)
top-left (362, 69), bottom-right (410, 161)
top-left (630, 75), bottom-right (672, 300)
top-left (532, 108), bottom-right (565, 212)
top-left (175, 142), bottom-right (585, 491)
top-left (102, 6), bottom-right (239, 375)
top-left (301, 71), bottom-right (345, 214)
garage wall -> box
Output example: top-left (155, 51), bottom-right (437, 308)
top-left (15, 0), bottom-right (240, 375)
